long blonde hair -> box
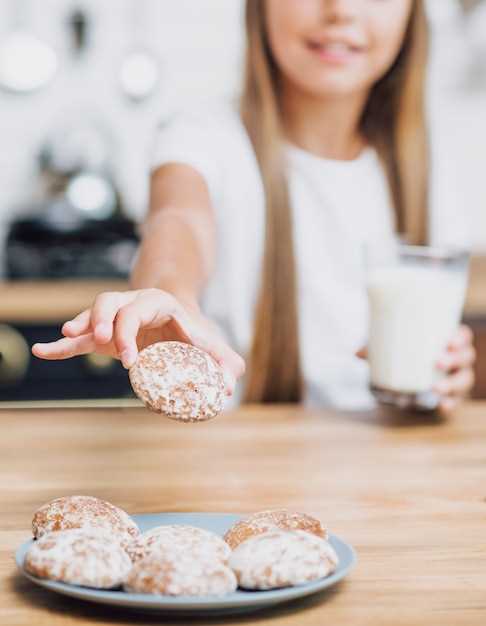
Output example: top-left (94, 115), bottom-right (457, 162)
top-left (242, 0), bottom-right (429, 403)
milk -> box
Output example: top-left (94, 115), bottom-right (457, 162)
top-left (367, 266), bottom-right (466, 393)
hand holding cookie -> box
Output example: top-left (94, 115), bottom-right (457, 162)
top-left (32, 288), bottom-right (245, 397)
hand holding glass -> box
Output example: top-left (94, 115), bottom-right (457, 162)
top-left (366, 244), bottom-right (469, 410)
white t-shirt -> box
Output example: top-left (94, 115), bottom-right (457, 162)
top-left (151, 101), bottom-right (469, 410)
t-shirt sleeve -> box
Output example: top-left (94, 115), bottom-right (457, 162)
top-left (150, 111), bottom-right (223, 206)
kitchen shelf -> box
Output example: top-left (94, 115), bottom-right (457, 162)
top-left (1, 256), bottom-right (485, 323)
top-left (0, 279), bottom-right (128, 323)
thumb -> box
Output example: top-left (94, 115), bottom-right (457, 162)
top-left (191, 333), bottom-right (245, 397)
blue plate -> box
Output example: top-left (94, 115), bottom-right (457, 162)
top-left (16, 512), bottom-right (356, 616)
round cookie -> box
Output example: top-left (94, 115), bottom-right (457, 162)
top-left (223, 509), bottom-right (327, 550)
top-left (128, 524), bottom-right (232, 563)
top-left (24, 529), bottom-right (132, 589)
top-left (32, 495), bottom-right (140, 551)
top-left (228, 529), bottom-right (338, 590)
top-left (129, 341), bottom-right (225, 422)
top-left (124, 551), bottom-right (237, 596)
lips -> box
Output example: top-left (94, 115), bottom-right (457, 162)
top-left (306, 38), bottom-right (365, 62)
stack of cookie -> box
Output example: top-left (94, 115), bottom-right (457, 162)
top-left (23, 495), bottom-right (339, 596)
top-left (225, 509), bottom-right (338, 590)
top-left (26, 496), bottom-right (139, 589)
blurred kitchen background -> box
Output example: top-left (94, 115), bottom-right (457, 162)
top-left (0, 0), bottom-right (485, 402)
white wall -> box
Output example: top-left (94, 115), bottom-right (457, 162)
top-left (0, 0), bottom-right (485, 265)
top-left (427, 0), bottom-right (486, 251)
top-left (0, 0), bottom-right (244, 225)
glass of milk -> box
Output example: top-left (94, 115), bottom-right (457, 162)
top-left (366, 242), bottom-right (469, 410)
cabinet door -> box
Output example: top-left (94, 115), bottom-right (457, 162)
top-left (465, 317), bottom-right (486, 399)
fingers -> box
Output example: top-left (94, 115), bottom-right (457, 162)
top-left (112, 290), bottom-right (245, 394)
top-left (206, 342), bottom-right (245, 396)
top-left (90, 292), bottom-right (126, 344)
top-left (437, 345), bottom-right (476, 372)
top-left (62, 309), bottom-right (91, 338)
top-left (32, 334), bottom-right (97, 360)
top-left (114, 292), bottom-right (184, 369)
top-left (437, 325), bottom-right (476, 372)
top-left (434, 367), bottom-right (475, 398)
top-left (448, 324), bottom-right (473, 350)
top-left (433, 322), bottom-right (475, 415)
top-left (34, 286), bottom-right (246, 398)
top-left (435, 365), bottom-right (475, 416)
top-left (191, 334), bottom-right (245, 396)
top-left (114, 307), bottom-right (145, 369)
top-left (166, 305), bottom-right (245, 395)
top-left (356, 346), bottom-right (368, 360)
top-left (438, 396), bottom-right (460, 416)
top-left (62, 292), bottom-right (138, 342)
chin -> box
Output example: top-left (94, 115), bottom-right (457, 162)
top-left (288, 66), bottom-right (371, 99)
top-left (299, 77), bottom-right (370, 99)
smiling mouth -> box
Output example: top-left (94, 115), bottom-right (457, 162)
top-left (307, 40), bottom-right (365, 58)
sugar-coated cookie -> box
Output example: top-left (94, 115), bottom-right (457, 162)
top-left (32, 495), bottom-right (140, 551)
top-left (129, 341), bottom-right (225, 421)
top-left (223, 509), bottom-right (327, 550)
top-left (127, 524), bottom-right (232, 563)
top-left (24, 529), bottom-right (132, 588)
top-left (124, 551), bottom-right (237, 596)
top-left (229, 529), bottom-right (338, 590)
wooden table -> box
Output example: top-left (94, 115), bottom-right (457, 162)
top-left (1, 403), bottom-right (485, 625)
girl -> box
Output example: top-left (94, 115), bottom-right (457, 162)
top-left (33, 0), bottom-right (475, 412)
